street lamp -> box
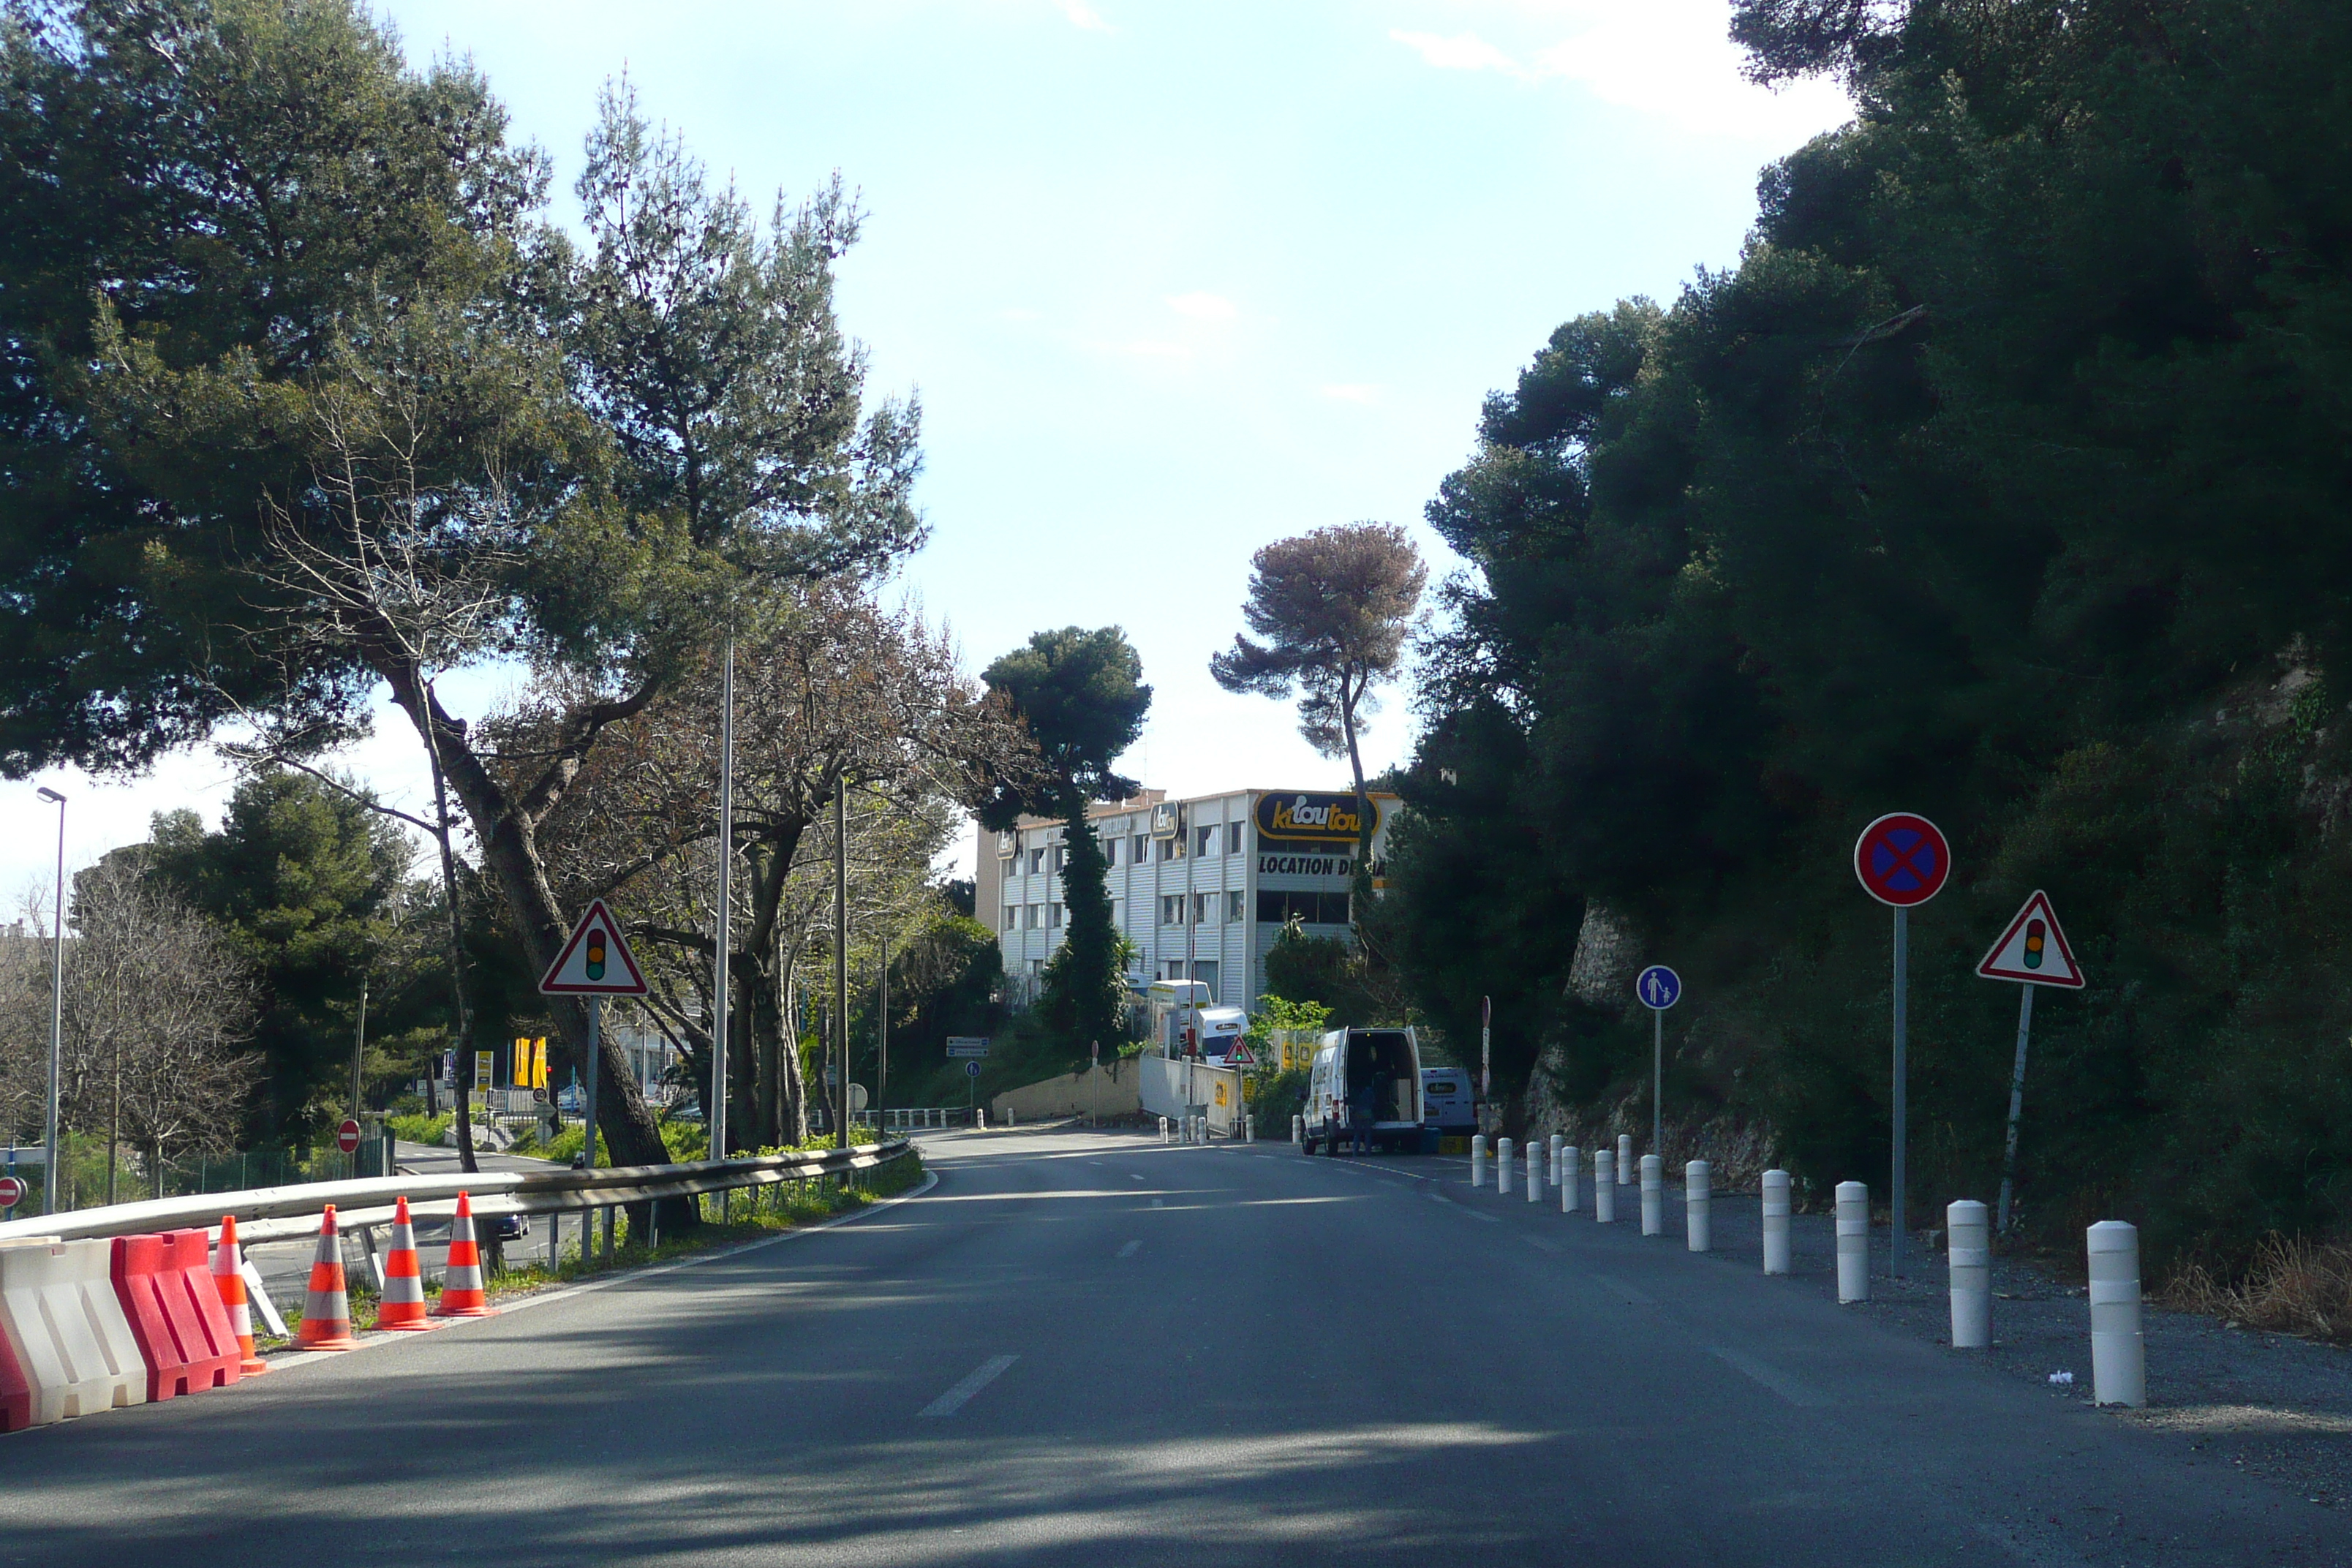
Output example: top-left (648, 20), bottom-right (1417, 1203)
top-left (36, 786), bottom-right (64, 1215)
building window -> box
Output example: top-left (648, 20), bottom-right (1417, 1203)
top-left (1133, 834), bottom-right (1148, 863)
top-left (1028, 903), bottom-right (1044, 930)
top-left (1226, 890), bottom-right (1245, 922)
top-left (1161, 894), bottom-right (1183, 926)
top-left (1157, 837), bottom-right (1175, 862)
top-left (1004, 905), bottom-right (1019, 933)
top-left (1194, 825), bottom-right (1215, 859)
top-left (1226, 822), bottom-right (1244, 855)
top-left (1104, 837), bottom-right (1117, 868)
top-left (1050, 844), bottom-right (1064, 872)
top-left (1049, 902), bottom-right (1063, 928)
top-left (1193, 892), bottom-right (1215, 925)
top-left (1255, 890), bottom-right (1351, 925)
top-left (1030, 848), bottom-right (1044, 875)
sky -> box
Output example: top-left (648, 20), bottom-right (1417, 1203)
top-left (1, 0), bottom-right (1850, 906)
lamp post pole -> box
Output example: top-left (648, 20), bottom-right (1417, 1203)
top-left (37, 786), bottom-right (64, 1215)
top-left (712, 636), bottom-right (734, 1188)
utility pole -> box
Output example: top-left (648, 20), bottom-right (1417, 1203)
top-left (834, 774), bottom-right (849, 1146)
top-left (712, 636), bottom-right (735, 1174)
top-left (877, 934), bottom-right (887, 1125)
top-left (37, 786), bottom-right (64, 1215)
top-left (351, 978), bottom-right (369, 1125)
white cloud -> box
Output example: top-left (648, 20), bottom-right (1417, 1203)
top-left (1389, 4), bottom-right (1851, 141)
top-left (1319, 382), bottom-right (1382, 404)
top-left (1058, 1), bottom-right (1114, 34)
top-left (1165, 290), bottom-right (1238, 323)
top-left (1389, 29), bottom-right (1531, 78)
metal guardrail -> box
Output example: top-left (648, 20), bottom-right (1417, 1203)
top-left (0, 1139), bottom-right (916, 1247)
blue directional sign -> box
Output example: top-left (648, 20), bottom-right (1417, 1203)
top-left (966, 1060), bottom-right (983, 1079)
top-left (1635, 965), bottom-right (1682, 1011)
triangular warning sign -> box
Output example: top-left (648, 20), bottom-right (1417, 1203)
top-left (539, 899), bottom-right (649, 995)
top-left (1976, 890), bottom-right (2086, 989)
top-left (1224, 1041), bottom-right (1257, 1067)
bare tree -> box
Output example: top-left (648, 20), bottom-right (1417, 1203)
top-left (57, 856), bottom-right (257, 1202)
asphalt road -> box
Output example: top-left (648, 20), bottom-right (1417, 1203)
top-left (0, 1128), bottom-right (2336, 1565)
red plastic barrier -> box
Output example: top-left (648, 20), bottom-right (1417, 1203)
top-left (110, 1229), bottom-right (240, 1401)
top-left (0, 1311), bottom-right (29, 1433)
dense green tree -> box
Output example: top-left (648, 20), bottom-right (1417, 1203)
top-left (1401, 0), bottom-right (2352, 1263)
top-left (0, 6), bottom-right (923, 1197)
top-left (980, 627), bottom-right (1151, 1055)
top-left (145, 769), bottom-right (415, 1138)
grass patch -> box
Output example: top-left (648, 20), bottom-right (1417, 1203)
top-left (385, 1112), bottom-right (451, 1145)
top-left (2162, 1236), bottom-right (2352, 1343)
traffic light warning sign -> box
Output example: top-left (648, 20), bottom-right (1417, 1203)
top-left (539, 900), bottom-right (649, 996)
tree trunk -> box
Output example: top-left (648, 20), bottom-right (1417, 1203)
top-left (388, 682), bottom-right (687, 1227)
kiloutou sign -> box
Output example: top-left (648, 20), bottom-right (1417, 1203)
top-left (1254, 791), bottom-right (1375, 846)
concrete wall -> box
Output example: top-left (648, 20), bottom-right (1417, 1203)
top-left (991, 1060), bottom-right (1143, 1123)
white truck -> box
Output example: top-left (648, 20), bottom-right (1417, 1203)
top-left (1300, 1027), bottom-right (1429, 1156)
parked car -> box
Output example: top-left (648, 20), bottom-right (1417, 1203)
top-left (1420, 1067), bottom-right (1477, 1136)
top-left (1301, 1028), bottom-right (1432, 1155)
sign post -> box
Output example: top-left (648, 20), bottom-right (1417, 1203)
top-left (1976, 890), bottom-right (2086, 1233)
top-left (1635, 965), bottom-right (1682, 1158)
top-left (1480, 995), bottom-right (1491, 1133)
top-left (1854, 812), bottom-right (1952, 1280)
top-left (539, 899), bottom-right (651, 1172)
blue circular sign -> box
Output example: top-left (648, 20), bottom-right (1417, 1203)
top-left (966, 1060), bottom-right (982, 1079)
top-left (1635, 965), bottom-right (1682, 1011)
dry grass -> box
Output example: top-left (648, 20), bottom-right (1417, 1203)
top-left (2160, 1236), bottom-right (2352, 1344)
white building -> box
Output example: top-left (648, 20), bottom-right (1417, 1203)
top-left (975, 787), bottom-right (1396, 1011)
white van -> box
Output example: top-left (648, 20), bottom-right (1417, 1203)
top-left (1300, 1027), bottom-right (1428, 1156)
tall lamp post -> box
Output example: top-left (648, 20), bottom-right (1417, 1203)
top-left (37, 786), bottom-right (64, 1215)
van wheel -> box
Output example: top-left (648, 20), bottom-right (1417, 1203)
top-left (1300, 1135), bottom-right (1316, 1156)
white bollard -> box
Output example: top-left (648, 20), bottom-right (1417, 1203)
top-left (1640, 1154), bottom-right (1664, 1235)
top-left (1160, 1116), bottom-right (1169, 1142)
top-left (978, 1109), bottom-right (988, 1130)
top-left (1948, 1199), bottom-right (1991, 1349)
top-left (1548, 1134), bottom-right (1564, 1188)
top-left (1686, 1161), bottom-right (1712, 1252)
top-left (1561, 1145), bottom-right (1580, 1214)
top-left (1292, 1115), bottom-right (1302, 1146)
top-left (1497, 1137), bottom-right (1515, 1196)
top-left (1617, 1134), bottom-right (1635, 1184)
top-left (1471, 1134), bottom-right (1488, 1188)
top-left (1763, 1169), bottom-right (1792, 1275)
top-left (1526, 1142), bottom-right (1541, 1203)
top-left (1836, 1180), bottom-right (1870, 1303)
top-left (1594, 1150), bottom-right (1617, 1222)
top-left (1245, 1115), bottom-right (1254, 1144)
top-left (2088, 1221), bottom-right (2146, 1407)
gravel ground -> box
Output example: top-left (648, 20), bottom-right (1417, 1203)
top-left (1635, 1178), bottom-right (2352, 1515)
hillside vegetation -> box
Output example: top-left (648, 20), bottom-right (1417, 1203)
top-left (1384, 0), bottom-right (2352, 1270)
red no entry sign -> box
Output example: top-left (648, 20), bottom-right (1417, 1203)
top-left (0, 1175), bottom-right (24, 1208)
top-left (1853, 813), bottom-right (1951, 907)
top-left (336, 1117), bottom-right (363, 1154)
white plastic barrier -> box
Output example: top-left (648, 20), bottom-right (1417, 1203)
top-left (1292, 1115), bottom-right (1302, 1146)
top-left (0, 1237), bottom-right (147, 1428)
top-left (1686, 1161), bottom-right (1712, 1252)
top-left (2088, 1221), bottom-right (2145, 1407)
top-left (1244, 1115), bottom-right (1254, 1144)
top-left (1836, 1181), bottom-right (1870, 1303)
top-left (1762, 1169), bottom-right (1792, 1275)
top-left (1161, 1117), bottom-right (1170, 1142)
top-left (1548, 1134), bottom-right (1564, 1188)
top-left (1471, 1135), bottom-right (1488, 1188)
top-left (1560, 1145), bottom-right (1580, 1215)
top-left (1640, 1155), bottom-right (1664, 1235)
top-left (1594, 1150), bottom-right (1616, 1223)
top-left (1525, 1142), bottom-right (1540, 1204)
top-left (1947, 1199), bottom-right (1991, 1349)
top-left (1617, 1134), bottom-right (1635, 1184)
top-left (977, 1109), bottom-right (988, 1130)
top-left (1496, 1137), bottom-right (1515, 1196)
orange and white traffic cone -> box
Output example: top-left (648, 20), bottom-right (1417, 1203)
top-left (210, 1215), bottom-right (269, 1376)
top-left (430, 1191), bottom-right (497, 1319)
top-left (374, 1196), bottom-right (437, 1332)
top-left (295, 1205), bottom-right (360, 1351)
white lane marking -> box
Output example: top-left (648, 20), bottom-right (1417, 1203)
top-left (919, 1354), bottom-right (1019, 1418)
top-left (1117, 1240), bottom-right (1142, 1258)
top-left (1710, 1346), bottom-right (1830, 1408)
top-left (1591, 1273), bottom-right (1656, 1306)
top-left (1128, 1174), bottom-right (1145, 1182)
top-left (1428, 1192), bottom-right (1453, 1205)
